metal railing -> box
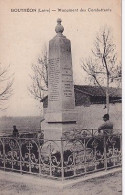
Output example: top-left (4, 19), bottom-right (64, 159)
top-left (0, 129), bottom-right (122, 180)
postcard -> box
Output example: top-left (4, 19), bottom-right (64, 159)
top-left (0, 0), bottom-right (122, 194)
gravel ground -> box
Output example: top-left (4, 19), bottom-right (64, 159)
top-left (0, 171), bottom-right (122, 195)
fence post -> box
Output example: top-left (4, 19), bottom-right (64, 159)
top-left (61, 138), bottom-right (64, 181)
top-left (92, 129), bottom-right (94, 136)
top-left (120, 134), bottom-right (122, 153)
top-left (29, 141), bottom-right (32, 173)
top-left (19, 139), bottom-right (22, 174)
top-left (84, 138), bottom-right (86, 175)
top-left (3, 138), bottom-right (5, 171)
top-left (104, 136), bottom-right (107, 170)
top-left (49, 143), bottom-right (52, 177)
top-left (73, 151), bottom-right (76, 176)
top-left (38, 138), bottom-right (41, 176)
top-left (120, 134), bottom-right (122, 166)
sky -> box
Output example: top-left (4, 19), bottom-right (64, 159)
top-left (0, 0), bottom-right (121, 117)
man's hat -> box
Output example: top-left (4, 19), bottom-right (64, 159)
top-left (103, 114), bottom-right (109, 119)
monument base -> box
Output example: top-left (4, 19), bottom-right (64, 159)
top-left (41, 120), bottom-right (78, 141)
top-left (41, 108), bottom-right (84, 142)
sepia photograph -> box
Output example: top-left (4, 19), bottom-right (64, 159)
top-left (0, 0), bottom-right (122, 194)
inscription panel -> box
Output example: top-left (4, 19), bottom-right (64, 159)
top-left (48, 58), bottom-right (60, 102)
top-left (62, 68), bottom-right (73, 98)
top-left (61, 48), bottom-right (75, 101)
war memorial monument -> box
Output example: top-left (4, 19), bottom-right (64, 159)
top-left (42, 18), bottom-right (79, 141)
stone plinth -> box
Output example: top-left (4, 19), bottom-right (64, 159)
top-left (41, 121), bottom-right (78, 141)
top-left (43, 19), bottom-right (78, 141)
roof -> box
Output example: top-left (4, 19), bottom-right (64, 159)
top-left (74, 85), bottom-right (122, 98)
top-left (41, 85), bottom-right (122, 103)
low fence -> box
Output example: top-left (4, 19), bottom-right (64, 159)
top-left (0, 129), bottom-right (122, 180)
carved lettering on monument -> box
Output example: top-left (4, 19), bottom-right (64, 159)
top-left (61, 66), bottom-right (73, 98)
top-left (49, 58), bottom-right (60, 101)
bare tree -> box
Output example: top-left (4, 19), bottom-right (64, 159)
top-left (28, 49), bottom-right (48, 102)
top-left (81, 27), bottom-right (121, 114)
top-left (0, 64), bottom-right (14, 110)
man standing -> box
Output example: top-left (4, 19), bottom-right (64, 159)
top-left (98, 114), bottom-right (113, 135)
top-left (13, 125), bottom-right (19, 137)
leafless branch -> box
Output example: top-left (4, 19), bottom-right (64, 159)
top-left (28, 48), bottom-right (48, 102)
top-left (0, 64), bottom-right (14, 110)
top-left (81, 26), bottom-right (121, 113)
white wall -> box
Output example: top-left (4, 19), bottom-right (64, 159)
top-left (76, 103), bottom-right (122, 132)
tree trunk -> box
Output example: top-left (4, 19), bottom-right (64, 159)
top-left (106, 74), bottom-right (109, 114)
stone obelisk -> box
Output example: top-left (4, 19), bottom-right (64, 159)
top-left (43, 19), bottom-right (78, 140)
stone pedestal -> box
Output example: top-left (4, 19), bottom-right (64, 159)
top-left (42, 19), bottom-right (78, 141)
top-left (41, 121), bottom-right (78, 140)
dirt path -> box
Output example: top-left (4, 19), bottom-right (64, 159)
top-left (0, 171), bottom-right (122, 195)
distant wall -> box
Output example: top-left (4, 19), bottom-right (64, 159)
top-left (76, 103), bottom-right (122, 132)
